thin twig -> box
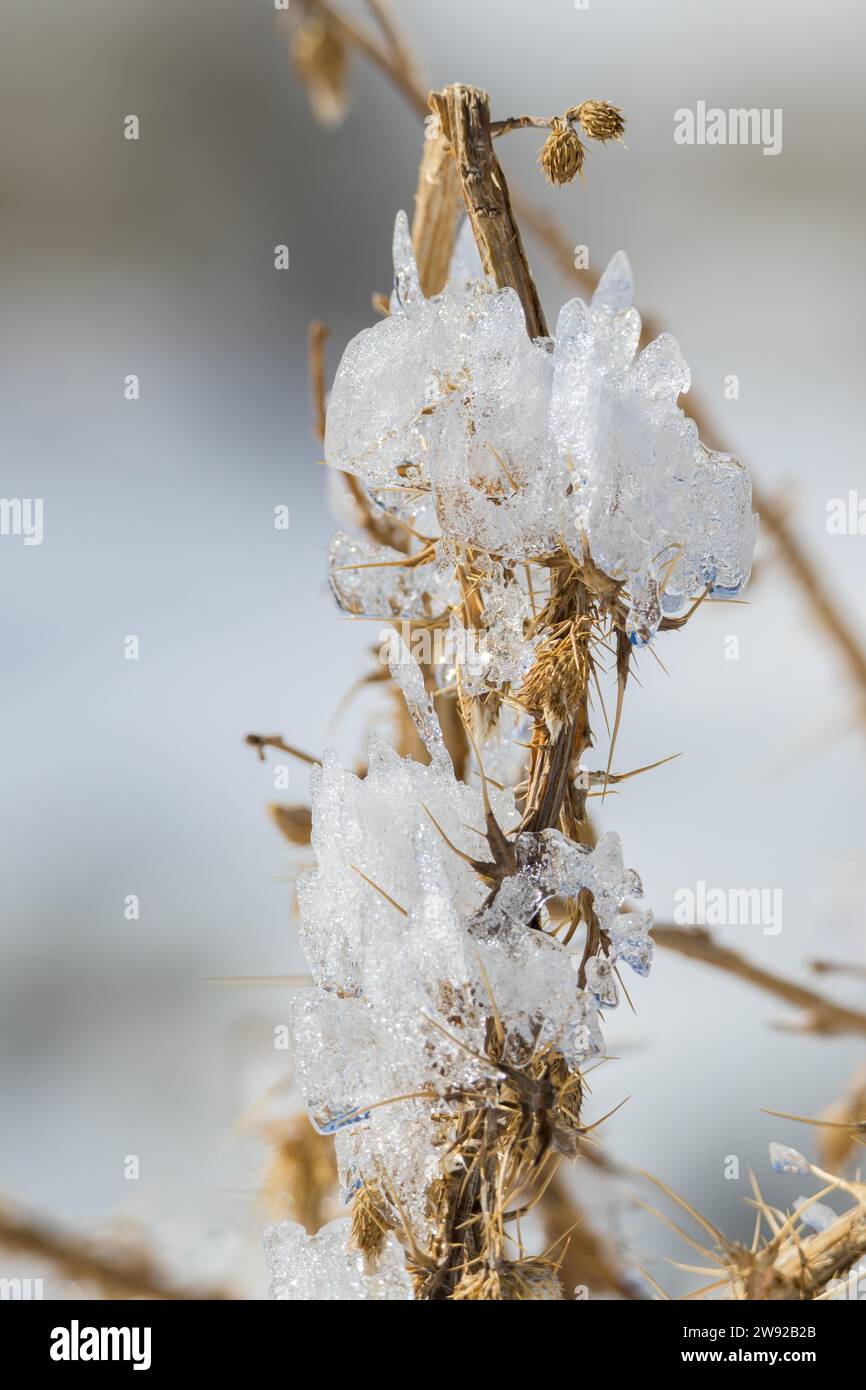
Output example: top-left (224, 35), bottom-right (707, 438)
top-left (245, 733), bottom-right (320, 766)
top-left (362, 0), bottom-right (418, 82)
top-left (299, 0), bottom-right (428, 118)
top-left (0, 1205), bottom-right (234, 1301)
top-left (811, 958), bottom-right (866, 982)
top-left (307, 320), bottom-right (330, 445)
top-left (653, 924), bottom-right (866, 1038)
top-left (489, 114), bottom-right (559, 136)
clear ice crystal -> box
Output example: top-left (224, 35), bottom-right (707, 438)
top-left (584, 953), bottom-right (620, 1008)
top-left (795, 1196), bottom-right (837, 1234)
top-left (769, 1142), bottom-right (810, 1176)
top-left (264, 1218), bottom-right (414, 1300)
top-left (324, 214), bottom-right (757, 648)
top-left (609, 909), bottom-right (654, 976)
top-left (387, 632), bottom-right (450, 770)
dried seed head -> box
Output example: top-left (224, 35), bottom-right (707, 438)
top-left (569, 100), bottom-right (626, 143)
top-left (452, 1258), bottom-right (563, 1300)
top-left (539, 118), bottom-right (585, 186)
top-left (349, 1181), bottom-right (391, 1259)
top-left (290, 18), bottom-right (349, 128)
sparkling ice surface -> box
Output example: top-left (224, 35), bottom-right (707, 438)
top-left (264, 1218), bottom-right (414, 1300)
top-left (291, 648), bottom-right (652, 1240)
top-left (325, 213), bottom-right (757, 647)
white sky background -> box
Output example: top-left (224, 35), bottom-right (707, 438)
top-left (1, 0), bottom-right (865, 1296)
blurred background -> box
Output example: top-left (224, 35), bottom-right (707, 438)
top-left (1, 0), bottom-right (865, 1298)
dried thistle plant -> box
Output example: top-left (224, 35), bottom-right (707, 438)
top-left (644, 1147), bottom-right (866, 1301)
top-left (259, 74), bottom-right (762, 1303)
top-left (569, 99), bottom-right (626, 143)
top-left (539, 118), bottom-right (585, 186)
top-left (253, 0), bottom-right (866, 1308)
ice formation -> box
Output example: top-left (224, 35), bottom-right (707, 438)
top-left (795, 1197), bottom-right (837, 1235)
top-left (285, 640), bottom-right (652, 1264)
top-left (264, 1218), bottom-right (414, 1300)
top-left (324, 211), bottom-right (757, 653)
top-left (769, 1141), bottom-right (811, 1177)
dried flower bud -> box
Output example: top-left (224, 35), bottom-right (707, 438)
top-left (539, 118), bottom-right (585, 186)
top-left (569, 99), bottom-right (626, 143)
top-left (291, 18), bottom-right (349, 128)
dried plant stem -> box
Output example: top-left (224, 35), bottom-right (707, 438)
top-left (489, 114), bottom-right (562, 136)
top-left (814, 1061), bottom-right (866, 1172)
top-left (245, 733), bottom-right (320, 767)
top-left (260, 1115), bottom-right (337, 1231)
top-left (540, 1171), bottom-right (640, 1300)
top-left (758, 491), bottom-right (866, 702)
top-left (391, 85), bottom-right (603, 1301)
top-left (410, 109), bottom-right (462, 298)
top-left (749, 1202), bottom-right (866, 1300)
top-left (307, 320), bottom-right (330, 444)
top-left (362, 0), bottom-right (417, 79)
top-left (296, 0), bottom-right (428, 119)
top-left (396, 113), bottom-right (470, 766)
top-left (435, 84), bottom-right (548, 338)
top-left (0, 1205), bottom-right (233, 1301)
top-left (653, 924), bottom-right (866, 1038)
top-left (811, 958), bottom-right (866, 981)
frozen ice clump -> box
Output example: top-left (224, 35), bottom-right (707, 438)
top-left (324, 213), bottom-right (757, 650)
top-left (264, 1218), bottom-right (413, 1300)
top-left (328, 531), bottom-right (453, 621)
top-left (291, 648), bottom-right (651, 1236)
top-left (769, 1141), bottom-right (810, 1176)
top-left (551, 253), bottom-right (758, 641)
top-left (795, 1197), bottom-right (837, 1234)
